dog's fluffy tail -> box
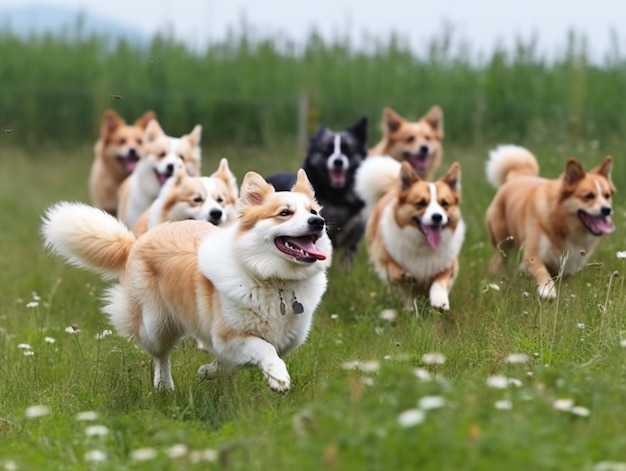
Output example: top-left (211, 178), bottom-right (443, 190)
top-left (486, 145), bottom-right (539, 188)
top-left (42, 202), bottom-right (135, 279)
top-left (355, 156), bottom-right (402, 208)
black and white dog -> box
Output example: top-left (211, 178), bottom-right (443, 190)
top-left (267, 116), bottom-right (368, 267)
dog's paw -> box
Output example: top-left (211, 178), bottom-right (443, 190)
top-left (198, 361), bottom-right (220, 380)
top-left (537, 281), bottom-right (557, 300)
top-left (262, 359), bottom-right (291, 393)
top-left (429, 285), bottom-right (450, 311)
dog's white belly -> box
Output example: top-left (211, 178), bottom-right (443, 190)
top-left (538, 235), bottom-right (593, 276)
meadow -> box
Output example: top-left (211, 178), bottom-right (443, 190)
top-left (2, 29), bottom-right (626, 471)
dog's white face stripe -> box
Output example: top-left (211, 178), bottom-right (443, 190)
top-left (422, 183), bottom-right (448, 226)
top-left (326, 133), bottom-right (350, 171)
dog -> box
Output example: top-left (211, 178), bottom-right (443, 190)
top-left (117, 119), bottom-right (203, 228)
top-left (355, 156), bottom-right (465, 311)
top-left (267, 116), bottom-right (368, 267)
top-left (369, 106), bottom-right (444, 180)
top-left (132, 157), bottom-right (239, 236)
top-left (89, 109), bottom-right (156, 215)
top-left (42, 169), bottom-right (332, 393)
top-left (485, 145), bottom-right (615, 300)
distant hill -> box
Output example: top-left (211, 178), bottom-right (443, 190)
top-left (0, 4), bottom-right (148, 45)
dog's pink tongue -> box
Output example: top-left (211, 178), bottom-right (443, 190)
top-left (329, 169), bottom-right (347, 187)
top-left (156, 172), bottom-right (169, 186)
top-left (421, 225), bottom-right (443, 248)
top-left (123, 160), bottom-right (138, 173)
top-left (289, 237), bottom-right (327, 260)
top-left (585, 214), bottom-right (615, 235)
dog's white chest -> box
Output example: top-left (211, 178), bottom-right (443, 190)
top-left (537, 235), bottom-right (594, 276)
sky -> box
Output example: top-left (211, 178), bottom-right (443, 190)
top-left (5, 0), bottom-right (625, 60)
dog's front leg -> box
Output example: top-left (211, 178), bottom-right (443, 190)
top-left (217, 335), bottom-right (291, 393)
top-left (524, 250), bottom-right (556, 300)
top-left (429, 264), bottom-right (457, 311)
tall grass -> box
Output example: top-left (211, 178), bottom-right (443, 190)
top-left (2, 25), bottom-right (626, 148)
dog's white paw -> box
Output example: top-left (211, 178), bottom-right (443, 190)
top-left (262, 359), bottom-right (291, 393)
top-left (429, 285), bottom-right (450, 311)
top-left (198, 361), bottom-right (220, 380)
top-left (537, 281), bottom-right (557, 300)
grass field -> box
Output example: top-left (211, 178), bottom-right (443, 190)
top-left (1, 139), bottom-right (626, 471)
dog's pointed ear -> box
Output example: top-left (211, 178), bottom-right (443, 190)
top-left (383, 107), bottom-right (403, 135)
top-left (240, 171), bottom-right (274, 206)
top-left (441, 162), bottom-right (461, 193)
top-left (134, 110), bottom-right (157, 129)
top-left (422, 105), bottom-right (444, 137)
top-left (212, 158), bottom-right (239, 198)
top-left (399, 161), bottom-right (420, 190)
top-left (292, 169), bottom-right (316, 199)
top-left (592, 155), bottom-right (616, 194)
top-left (347, 116), bottom-right (368, 144)
top-left (186, 124), bottom-right (202, 147)
top-left (101, 109), bottom-right (124, 137)
top-left (143, 119), bottom-right (164, 144)
top-left (562, 159), bottom-right (586, 191)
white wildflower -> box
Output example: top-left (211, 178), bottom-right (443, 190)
top-left (553, 398), bottom-right (575, 411)
top-left (330, 314), bottom-right (339, 320)
top-left (31, 292), bottom-right (41, 301)
top-left (167, 444), bottom-right (189, 459)
top-left (594, 461), bottom-right (626, 471)
top-left (85, 425), bottom-right (109, 437)
top-left (2, 460), bottom-right (17, 471)
top-left (486, 375), bottom-right (509, 389)
top-left (84, 450), bottom-right (107, 462)
top-left (65, 326), bottom-right (79, 334)
top-left (44, 337), bottom-right (56, 344)
top-left (616, 251), bottom-right (626, 260)
top-left (379, 309), bottom-right (397, 322)
top-left (397, 409), bottom-right (425, 428)
top-left (26, 301), bottom-right (39, 308)
top-left (488, 283), bottom-right (500, 291)
top-left (577, 323), bottom-right (585, 330)
top-left (25, 405), bottom-right (50, 418)
top-left (340, 360), bottom-right (380, 373)
top-left (94, 329), bottom-right (112, 340)
top-left (23, 351), bottom-right (34, 357)
top-left (17, 343), bottom-right (32, 350)
top-left (413, 368), bottom-right (433, 382)
top-left (620, 339), bottom-right (626, 348)
top-left (418, 396), bottom-right (445, 410)
top-left (508, 378), bottom-right (523, 387)
top-left (421, 353), bottom-right (446, 365)
top-left (504, 353), bottom-right (529, 364)
top-left (494, 399), bottom-right (513, 410)
top-left (570, 406), bottom-right (591, 417)
top-left (75, 411), bottom-right (99, 421)
top-left (130, 448), bottom-right (157, 461)
top-left (190, 449), bottom-right (218, 463)
top-left (360, 377), bottom-right (375, 387)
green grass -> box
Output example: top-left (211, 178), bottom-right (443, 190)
top-left (1, 140), bottom-right (626, 470)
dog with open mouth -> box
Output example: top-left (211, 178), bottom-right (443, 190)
top-left (42, 169), bottom-right (332, 393)
top-left (485, 145), bottom-right (616, 300)
top-left (89, 109), bottom-right (156, 215)
top-left (117, 119), bottom-right (202, 229)
top-left (132, 157), bottom-right (238, 236)
top-left (355, 156), bottom-right (465, 311)
top-left (267, 116), bottom-right (368, 267)
top-left (369, 106), bottom-right (444, 181)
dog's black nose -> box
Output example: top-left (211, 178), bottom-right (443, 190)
top-left (209, 208), bottom-right (223, 221)
top-left (308, 215), bottom-right (325, 229)
top-left (419, 145), bottom-right (429, 155)
top-left (128, 148), bottom-right (139, 161)
top-left (601, 206), bottom-right (612, 216)
top-left (166, 163), bottom-right (175, 176)
top-left (431, 213), bottom-right (443, 224)
top-left (332, 159), bottom-right (344, 168)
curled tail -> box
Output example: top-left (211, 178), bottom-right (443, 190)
top-left (486, 145), bottom-right (539, 188)
top-left (355, 156), bottom-right (402, 208)
top-left (42, 202), bottom-right (135, 279)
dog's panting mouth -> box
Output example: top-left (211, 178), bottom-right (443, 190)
top-left (275, 235), bottom-right (327, 262)
top-left (405, 152), bottom-right (430, 170)
top-left (118, 156), bottom-right (139, 173)
top-left (328, 169), bottom-right (347, 188)
top-left (578, 210), bottom-right (615, 236)
top-left (417, 222), bottom-right (443, 248)
top-left (154, 170), bottom-right (170, 186)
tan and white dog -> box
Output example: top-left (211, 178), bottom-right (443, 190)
top-left (356, 156), bottom-right (465, 311)
top-left (132, 158), bottom-right (239, 236)
top-left (117, 120), bottom-right (203, 228)
top-left (89, 109), bottom-right (156, 215)
top-left (485, 145), bottom-right (615, 299)
top-left (42, 170), bottom-right (332, 393)
top-left (368, 106), bottom-right (444, 180)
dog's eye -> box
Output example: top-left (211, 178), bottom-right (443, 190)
top-left (159, 151), bottom-right (167, 158)
top-left (310, 209), bottom-right (318, 215)
top-left (424, 135), bottom-right (431, 141)
top-left (278, 209), bottom-right (292, 217)
top-left (216, 196), bottom-right (224, 204)
top-left (118, 138), bottom-right (126, 145)
top-left (603, 192), bottom-right (611, 199)
top-left (583, 192), bottom-right (595, 200)
top-left (416, 200), bottom-right (428, 208)
top-left (192, 196), bottom-right (204, 203)
top-left (406, 136), bottom-right (415, 143)
top-left (440, 200), bottom-right (450, 208)
top-left (178, 153), bottom-right (185, 161)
